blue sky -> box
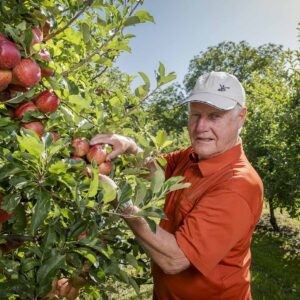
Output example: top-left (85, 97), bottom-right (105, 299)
top-left (116, 0), bottom-right (300, 89)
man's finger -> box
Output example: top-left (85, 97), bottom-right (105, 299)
top-left (106, 148), bottom-right (124, 161)
top-left (90, 134), bottom-right (113, 145)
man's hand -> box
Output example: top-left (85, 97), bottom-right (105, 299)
top-left (90, 133), bottom-right (140, 161)
top-left (46, 276), bottom-right (85, 300)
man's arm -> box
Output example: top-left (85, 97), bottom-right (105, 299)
top-left (122, 206), bottom-right (191, 275)
top-left (90, 133), bottom-right (191, 274)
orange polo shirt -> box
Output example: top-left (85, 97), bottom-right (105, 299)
top-left (152, 141), bottom-right (263, 300)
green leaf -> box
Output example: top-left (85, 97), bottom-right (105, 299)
top-left (69, 94), bottom-right (91, 109)
top-left (22, 258), bottom-right (39, 273)
top-left (134, 10), bottom-right (155, 23)
top-left (0, 164), bottom-right (22, 181)
top-left (1, 193), bottom-right (21, 213)
top-left (74, 248), bottom-right (97, 264)
top-left (124, 16), bottom-right (141, 27)
top-left (11, 204), bottom-right (27, 233)
top-left (145, 217), bottom-right (157, 233)
top-left (134, 179), bottom-right (147, 206)
top-left (31, 190), bottom-right (51, 233)
top-left (138, 71), bottom-right (150, 91)
top-left (137, 207), bottom-right (166, 219)
top-left (99, 179), bottom-right (117, 203)
top-left (49, 160), bottom-right (68, 174)
top-left (88, 166), bottom-right (99, 198)
top-left (135, 85), bottom-right (147, 98)
top-left (168, 182), bottom-right (191, 192)
top-left (161, 73), bottom-right (177, 85)
top-left (0, 117), bottom-right (14, 127)
top-left (17, 131), bottom-right (44, 159)
top-left (158, 62), bottom-right (165, 78)
top-left (9, 176), bottom-right (29, 190)
top-left (150, 162), bottom-right (165, 194)
top-left (126, 253), bottom-right (139, 269)
top-left (81, 22), bottom-right (90, 44)
top-left (42, 226), bottom-right (57, 253)
top-left (64, 27), bottom-right (82, 45)
top-left (36, 254), bottom-right (65, 285)
top-left (118, 182), bottom-right (133, 204)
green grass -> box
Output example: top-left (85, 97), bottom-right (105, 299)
top-left (120, 208), bottom-right (300, 300)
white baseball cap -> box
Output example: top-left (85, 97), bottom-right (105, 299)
top-left (184, 71), bottom-right (246, 110)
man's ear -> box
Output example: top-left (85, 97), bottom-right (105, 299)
top-left (238, 107), bottom-right (247, 128)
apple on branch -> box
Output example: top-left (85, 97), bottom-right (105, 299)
top-left (33, 90), bottom-right (60, 113)
top-left (21, 121), bottom-right (44, 137)
top-left (50, 131), bottom-right (60, 142)
top-left (71, 138), bottom-right (90, 157)
top-left (12, 58), bottom-right (41, 88)
top-left (98, 161), bottom-right (113, 175)
top-left (38, 49), bottom-right (55, 77)
top-left (31, 27), bottom-right (43, 46)
top-left (0, 39), bottom-right (21, 69)
top-left (14, 101), bottom-right (38, 119)
top-left (0, 69), bottom-right (12, 91)
top-left (86, 144), bottom-right (106, 165)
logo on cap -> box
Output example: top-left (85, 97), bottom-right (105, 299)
top-left (218, 84), bottom-right (230, 92)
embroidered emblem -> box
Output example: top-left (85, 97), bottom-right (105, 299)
top-left (218, 84), bottom-right (230, 92)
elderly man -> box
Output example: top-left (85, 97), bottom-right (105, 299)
top-left (52, 71), bottom-right (263, 299)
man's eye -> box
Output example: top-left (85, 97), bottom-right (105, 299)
top-left (189, 114), bottom-right (200, 121)
top-left (210, 114), bottom-right (221, 120)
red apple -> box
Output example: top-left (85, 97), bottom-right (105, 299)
top-left (12, 58), bottom-right (41, 88)
top-left (71, 138), bottom-right (90, 157)
top-left (87, 145), bottom-right (106, 164)
top-left (0, 193), bottom-right (13, 223)
top-left (31, 27), bottom-right (43, 46)
top-left (50, 131), bottom-right (60, 142)
top-left (0, 69), bottom-right (12, 91)
top-left (14, 101), bottom-right (38, 119)
top-left (98, 161), bottom-right (112, 175)
top-left (21, 121), bottom-right (44, 137)
top-left (33, 90), bottom-right (60, 113)
top-left (38, 49), bottom-right (55, 77)
top-left (0, 40), bottom-right (21, 69)
top-left (38, 49), bottom-right (51, 61)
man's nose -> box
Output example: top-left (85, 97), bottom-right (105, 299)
top-left (195, 117), bottom-right (209, 131)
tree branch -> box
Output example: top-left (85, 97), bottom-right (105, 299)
top-left (44, 0), bottom-right (94, 42)
top-left (61, 0), bottom-right (141, 77)
top-left (1, 234), bottom-right (36, 242)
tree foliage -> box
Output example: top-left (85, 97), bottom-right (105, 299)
top-left (184, 41), bottom-right (284, 92)
top-left (0, 1), bottom-right (182, 299)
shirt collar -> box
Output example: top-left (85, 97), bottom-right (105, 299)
top-left (189, 140), bottom-right (243, 177)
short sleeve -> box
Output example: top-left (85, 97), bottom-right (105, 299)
top-left (175, 189), bottom-right (253, 276)
top-left (161, 152), bottom-right (181, 179)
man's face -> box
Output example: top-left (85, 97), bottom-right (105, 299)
top-left (188, 102), bottom-right (247, 160)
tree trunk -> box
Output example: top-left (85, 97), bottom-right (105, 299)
top-left (269, 198), bottom-right (280, 232)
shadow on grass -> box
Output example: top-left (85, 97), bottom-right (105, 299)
top-left (251, 228), bottom-right (300, 300)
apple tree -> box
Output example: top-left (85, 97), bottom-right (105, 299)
top-left (0, 0), bottom-right (186, 299)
